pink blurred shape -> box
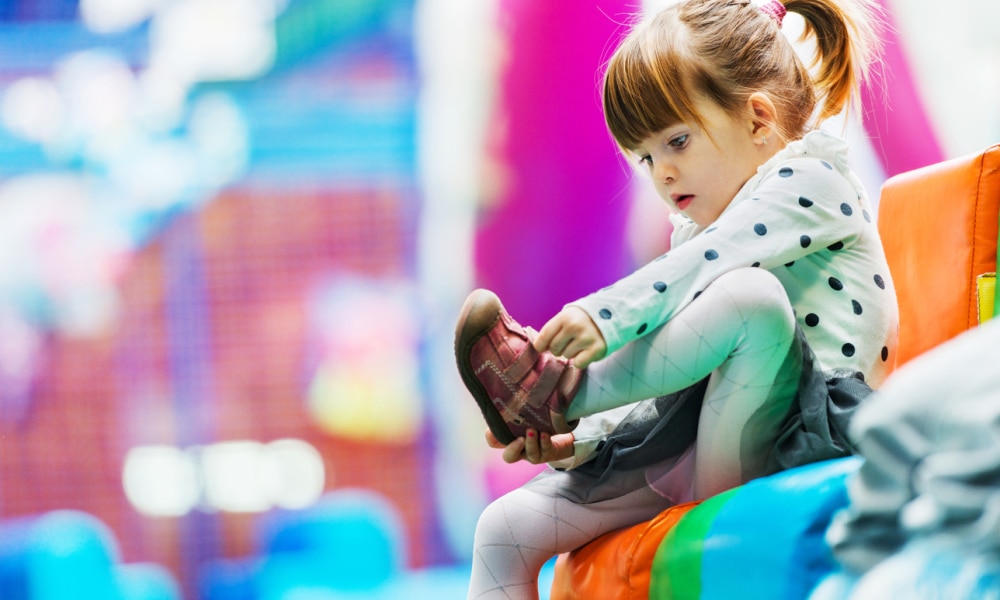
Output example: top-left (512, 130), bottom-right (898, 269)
top-left (862, 0), bottom-right (945, 176)
top-left (474, 1), bottom-right (634, 329)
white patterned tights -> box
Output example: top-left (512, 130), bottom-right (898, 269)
top-left (468, 268), bottom-right (801, 599)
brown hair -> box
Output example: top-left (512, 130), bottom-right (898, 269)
top-left (602, 0), bottom-right (881, 150)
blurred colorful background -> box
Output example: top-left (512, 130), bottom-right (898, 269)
top-left (0, 0), bottom-right (996, 598)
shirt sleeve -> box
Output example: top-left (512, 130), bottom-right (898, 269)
top-left (569, 156), bottom-right (866, 356)
top-left (547, 405), bottom-right (640, 469)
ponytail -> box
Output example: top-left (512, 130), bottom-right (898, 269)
top-left (785, 0), bottom-right (882, 123)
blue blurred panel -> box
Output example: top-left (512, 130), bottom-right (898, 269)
top-left (0, 132), bottom-right (51, 175)
top-left (116, 563), bottom-right (182, 600)
top-left (243, 100), bottom-right (417, 182)
top-left (0, 22), bottom-right (148, 70)
top-left (0, 511), bottom-right (121, 600)
top-left (258, 489), bottom-right (404, 591)
top-left (0, 0), bottom-right (79, 22)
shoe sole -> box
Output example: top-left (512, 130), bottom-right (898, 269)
top-left (454, 289), bottom-right (518, 445)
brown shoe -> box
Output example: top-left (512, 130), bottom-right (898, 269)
top-left (454, 289), bottom-right (581, 445)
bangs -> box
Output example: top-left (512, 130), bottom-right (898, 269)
top-left (602, 23), bottom-right (702, 151)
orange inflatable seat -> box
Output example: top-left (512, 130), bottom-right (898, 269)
top-left (878, 143), bottom-right (1000, 370)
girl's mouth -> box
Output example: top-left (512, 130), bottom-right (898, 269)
top-left (674, 195), bottom-right (694, 211)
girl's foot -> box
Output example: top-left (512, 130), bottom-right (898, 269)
top-left (454, 289), bottom-right (581, 445)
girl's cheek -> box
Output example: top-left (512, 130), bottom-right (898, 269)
top-left (660, 194), bottom-right (677, 211)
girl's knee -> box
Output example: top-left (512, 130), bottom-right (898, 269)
top-left (711, 267), bottom-right (784, 298)
top-left (706, 268), bottom-right (795, 333)
top-left (473, 489), bottom-right (541, 545)
top-left (474, 496), bottom-right (513, 544)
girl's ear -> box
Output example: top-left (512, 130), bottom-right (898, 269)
top-left (747, 92), bottom-right (778, 142)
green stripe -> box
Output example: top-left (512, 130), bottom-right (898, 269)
top-left (273, 0), bottom-right (397, 69)
top-left (650, 488), bottom-right (739, 599)
top-left (995, 192), bottom-right (1000, 319)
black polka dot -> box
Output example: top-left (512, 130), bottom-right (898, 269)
top-left (881, 346), bottom-right (889, 361)
top-left (752, 196), bottom-right (761, 201)
top-left (705, 249), bottom-right (719, 260)
top-left (842, 343), bottom-right (856, 357)
top-left (599, 308), bottom-right (612, 319)
top-left (653, 281), bottom-right (667, 293)
top-left (754, 223), bottom-right (768, 236)
top-left (752, 261), bottom-right (761, 267)
top-left (821, 160), bottom-right (833, 170)
top-left (779, 167), bottom-right (794, 178)
top-left (874, 274), bottom-right (885, 289)
top-left (785, 261), bottom-right (795, 268)
top-left (829, 277), bottom-right (844, 291)
top-left (693, 291), bottom-right (703, 300)
top-left (828, 241), bottom-right (844, 251)
top-left (637, 323), bottom-right (648, 335)
top-left (798, 197), bottom-right (814, 208)
top-left (852, 300), bottom-right (863, 315)
top-left (863, 210), bottom-right (871, 223)
top-left (840, 203), bottom-right (853, 216)
top-left (705, 227), bottom-right (718, 233)
top-left (805, 313), bottom-right (820, 327)
top-left (800, 235), bottom-right (812, 248)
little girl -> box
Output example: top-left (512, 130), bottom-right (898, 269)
top-left (455, 1), bottom-right (898, 598)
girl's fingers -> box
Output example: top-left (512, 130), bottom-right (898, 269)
top-left (484, 428), bottom-right (505, 449)
top-left (548, 335), bottom-right (571, 357)
top-left (538, 431), bottom-right (554, 458)
top-left (533, 322), bottom-right (555, 353)
top-left (522, 430), bottom-right (541, 464)
top-left (502, 437), bottom-right (527, 464)
top-left (572, 348), bottom-right (598, 369)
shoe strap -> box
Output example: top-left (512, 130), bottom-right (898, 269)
top-left (523, 354), bottom-right (568, 410)
top-left (499, 335), bottom-right (566, 399)
top-left (487, 314), bottom-right (536, 383)
top-left (485, 310), bottom-right (569, 412)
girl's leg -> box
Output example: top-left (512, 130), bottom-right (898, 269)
top-left (467, 482), bottom-right (670, 600)
top-left (567, 267), bottom-right (800, 497)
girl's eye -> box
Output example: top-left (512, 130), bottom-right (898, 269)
top-left (638, 155), bottom-right (653, 168)
top-left (669, 134), bottom-right (688, 149)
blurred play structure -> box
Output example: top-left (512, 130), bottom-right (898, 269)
top-left (0, 0), bottom-right (997, 599)
top-left (0, 0), bottom-right (472, 598)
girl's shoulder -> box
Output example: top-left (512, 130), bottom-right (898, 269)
top-left (752, 131), bottom-right (857, 194)
top-left (770, 130), bottom-right (851, 173)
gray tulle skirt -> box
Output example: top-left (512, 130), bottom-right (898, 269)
top-left (523, 326), bottom-right (873, 504)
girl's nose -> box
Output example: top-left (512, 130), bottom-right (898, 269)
top-left (655, 164), bottom-right (676, 185)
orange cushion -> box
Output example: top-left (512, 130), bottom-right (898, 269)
top-left (549, 502), bottom-right (699, 600)
top-left (878, 144), bottom-right (1000, 370)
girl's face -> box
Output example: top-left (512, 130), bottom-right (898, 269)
top-left (632, 99), bottom-right (767, 227)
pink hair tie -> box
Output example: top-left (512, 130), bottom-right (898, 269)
top-left (759, 0), bottom-right (786, 26)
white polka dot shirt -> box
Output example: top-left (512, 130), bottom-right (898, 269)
top-left (571, 130), bottom-right (899, 389)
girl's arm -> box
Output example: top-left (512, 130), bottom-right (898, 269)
top-left (569, 154), bottom-right (867, 357)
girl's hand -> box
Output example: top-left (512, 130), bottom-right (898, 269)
top-left (484, 429), bottom-right (575, 464)
top-left (533, 306), bottom-right (607, 369)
